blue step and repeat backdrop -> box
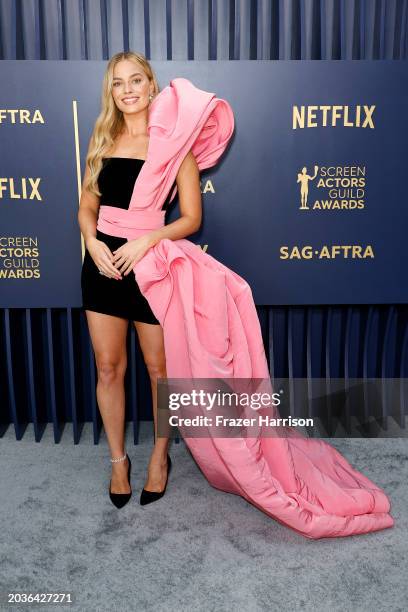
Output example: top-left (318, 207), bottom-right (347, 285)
top-left (0, 60), bottom-right (407, 307)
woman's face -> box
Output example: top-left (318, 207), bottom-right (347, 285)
top-left (111, 59), bottom-right (153, 114)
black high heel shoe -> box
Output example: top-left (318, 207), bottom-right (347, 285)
top-left (109, 452), bottom-right (132, 509)
top-left (140, 453), bottom-right (172, 506)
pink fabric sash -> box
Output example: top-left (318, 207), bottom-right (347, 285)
top-left (97, 206), bottom-right (165, 239)
top-left (95, 77), bottom-right (394, 539)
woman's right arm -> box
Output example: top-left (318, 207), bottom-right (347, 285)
top-left (77, 159), bottom-right (99, 246)
top-left (77, 158), bottom-right (122, 280)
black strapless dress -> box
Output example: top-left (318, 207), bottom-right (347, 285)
top-left (81, 157), bottom-right (173, 323)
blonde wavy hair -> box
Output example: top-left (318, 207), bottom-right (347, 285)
top-left (83, 51), bottom-right (160, 197)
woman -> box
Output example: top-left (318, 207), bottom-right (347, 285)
top-left (78, 52), bottom-right (200, 508)
top-left (78, 51), bottom-right (394, 538)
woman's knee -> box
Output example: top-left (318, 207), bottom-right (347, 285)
top-left (96, 355), bottom-right (127, 385)
top-left (144, 355), bottom-right (166, 381)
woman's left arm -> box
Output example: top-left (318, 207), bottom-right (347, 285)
top-left (112, 150), bottom-right (202, 275)
top-left (147, 149), bottom-right (202, 245)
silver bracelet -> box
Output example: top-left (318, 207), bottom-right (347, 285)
top-left (110, 452), bottom-right (127, 463)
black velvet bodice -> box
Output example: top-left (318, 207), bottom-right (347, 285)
top-left (99, 157), bottom-right (172, 210)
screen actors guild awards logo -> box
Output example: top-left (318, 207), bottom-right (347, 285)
top-left (296, 165), bottom-right (366, 211)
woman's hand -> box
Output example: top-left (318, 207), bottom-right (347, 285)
top-left (111, 235), bottom-right (153, 276)
top-left (86, 237), bottom-right (122, 280)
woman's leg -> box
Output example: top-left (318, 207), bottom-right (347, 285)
top-left (133, 320), bottom-right (169, 493)
top-left (85, 310), bottom-right (130, 494)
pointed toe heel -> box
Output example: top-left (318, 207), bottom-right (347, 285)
top-left (109, 452), bottom-right (132, 509)
top-left (140, 454), bottom-right (172, 506)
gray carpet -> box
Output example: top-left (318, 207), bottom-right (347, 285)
top-left (0, 423), bottom-right (407, 612)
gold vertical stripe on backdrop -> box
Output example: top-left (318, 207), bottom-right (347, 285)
top-left (72, 99), bottom-right (85, 262)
